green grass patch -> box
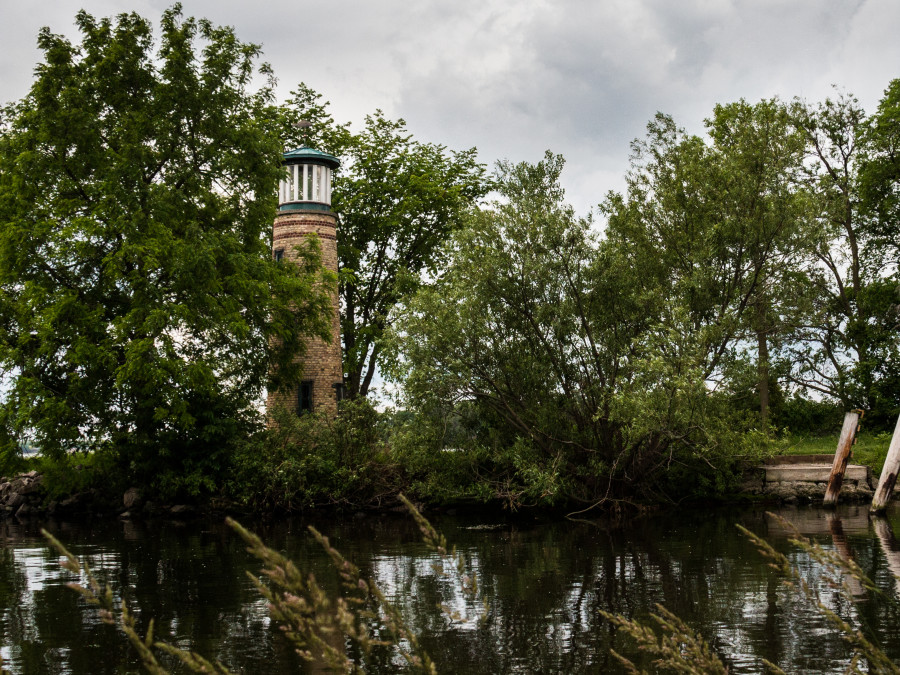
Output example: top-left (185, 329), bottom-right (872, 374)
top-left (778, 431), bottom-right (893, 475)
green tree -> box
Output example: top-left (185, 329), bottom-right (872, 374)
top-left (788, 90), bottom-right (900, 425)
top-left (278, 86), bottom-right (491, 398)
top-left (704, 99), bottom-right (809, 427)
top-left (860, 79), bottom-right (900, 265)
top-left (858, 79), bottom-right (900, 423)
top-left (604, 103), bottom-right (808, 429)
top-left (0, 7), bottom-right (333, 489)
top-left (388, 152), bottom-right (758, 505)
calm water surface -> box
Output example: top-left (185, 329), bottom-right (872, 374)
top-left (2, 504), bottom-right (900, 674)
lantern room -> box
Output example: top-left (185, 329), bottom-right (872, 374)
top-left (278, 147), bottom-right (340, 211)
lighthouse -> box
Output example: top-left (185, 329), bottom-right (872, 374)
top-left (267, 146), bottom-right (343, 417)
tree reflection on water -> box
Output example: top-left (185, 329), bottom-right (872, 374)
top-left (1, 505), bottom-right (899, 674)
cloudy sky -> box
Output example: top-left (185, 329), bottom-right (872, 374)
top-left (2, 0), bottom-right (899, 215)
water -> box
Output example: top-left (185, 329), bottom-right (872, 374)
top-left (1, 504), bottom-right (900, 674)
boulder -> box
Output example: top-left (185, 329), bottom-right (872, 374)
top-left (60, 493), bottom-right (86, 510)
top-left (6, 492), bottom-right (25, 509)
top-left (123, 487), bottom-right (143, 510)
top-left (19, 475), bottom-right (44, 495)
top-left (15, 503), bottom-right (34, 518)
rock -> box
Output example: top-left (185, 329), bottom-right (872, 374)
top-left (19, 475), bottom-right (44, 495)
top-left (15, 503), bottom-right (34, 518)
top-left (142, 501), bottom-right (157, 515)
top-left (169, 504), bottom-right (195, 516)
top-left (123, 487), bottom-right (143, 510)
top-left (60, 493), bottom-right (86, 510)
top-left (6, 493), bottom-right (25, 509)
top-left (119, 510), bottom-right (132, 519)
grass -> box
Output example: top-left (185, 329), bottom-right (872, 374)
top-left (778, 430), bottom-right (894, 475)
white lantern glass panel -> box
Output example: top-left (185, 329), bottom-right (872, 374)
top-left (284, 167), bottom-right (293, 203)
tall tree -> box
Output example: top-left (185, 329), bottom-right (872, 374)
top-left (0, 8), bottom-right (332, 482)
top-left (605, 103), bottom-right (807, 428)
top-left (860, 79), bottom-right (900, 264)
top-left (788, 90), bottom-right (900, 423)
top-left (278, 86), bottom-right (490, 398)
top-left (704, 99), bottom-right (808, 426)
top-left (857, 80), bottom-right (900, 421)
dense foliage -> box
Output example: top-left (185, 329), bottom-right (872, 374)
top-left (0, 8), bottom-right (333, 489)
top-left (384, 92), bottom-right (900, 507)
top-left (0, 5), bottom-right (897, 509)
top-left (386, 151), bottom-right (771, 505)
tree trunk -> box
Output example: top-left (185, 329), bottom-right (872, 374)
top-left (755, 283), bottom-right (770, 429)
top-left (757, 326), bottom-right (770, 428)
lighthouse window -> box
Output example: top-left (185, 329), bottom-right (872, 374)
top-left (299, 381), bottom-right (314, 413)
top-left (284, 166), bottom-right (294, 202)
top-left (274, 248), bottom-right (284, 262)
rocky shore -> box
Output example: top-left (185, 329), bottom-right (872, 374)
top-left (0, 472), bottom-right (200, 520)
top-left (0, 457), bottom-right (893, 520)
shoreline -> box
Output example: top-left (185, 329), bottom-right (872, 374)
top-left (1, 461), bottom-right (890, 525)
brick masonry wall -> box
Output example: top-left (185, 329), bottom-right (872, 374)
top-left (266, 210), bottom-right (342, 419)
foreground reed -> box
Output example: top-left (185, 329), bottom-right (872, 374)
top-left (43, 508), bottom-right (900, 674)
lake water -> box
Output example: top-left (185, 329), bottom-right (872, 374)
top-left (2, 503), bottom-right (900, 674)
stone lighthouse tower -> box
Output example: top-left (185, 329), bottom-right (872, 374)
top-left (267, 147), bottom-right (343, 417)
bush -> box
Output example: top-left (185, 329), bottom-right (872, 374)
top-left (772, 395), bottom-right (843, 436)
top-left (36, 448), bottom-right (124, 503)
top-left (226, 398), bottom-right (401, 510)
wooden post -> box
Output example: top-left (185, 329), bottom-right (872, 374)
top-left (823, 410), bottom-right (863, 507)
top-left (871, 412), bottom-right (900, 514)
top-left (828, 514), bottom-right (864, 597)
top-left (872, 517), bottom-right (900, 597)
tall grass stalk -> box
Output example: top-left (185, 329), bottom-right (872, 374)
top-left (43, 507), bottom-right (900, 673)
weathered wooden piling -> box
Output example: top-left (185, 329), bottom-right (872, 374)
top-left (870, 412), bottom-right (900, 514)
top-left (823, 410), bottom-right (863, 507)
top-left (873, 517), bottom-right (900, 597)
top-left (828, 514), bottom-right (865, 596)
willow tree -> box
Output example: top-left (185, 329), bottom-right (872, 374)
top-left (0, 8), bottom-right (332, 486)
top-left (605, 102), bottom-right (808, 429)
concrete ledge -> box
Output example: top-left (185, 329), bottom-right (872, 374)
top-left (739, 461), bottom-right (878, 504)
top-left (765, 464), bottom-right (869, 484)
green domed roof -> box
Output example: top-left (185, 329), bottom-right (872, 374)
top-left (283, 147), bottom-right (340, 169)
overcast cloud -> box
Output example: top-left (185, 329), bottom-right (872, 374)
top-left (2, 0), bottom-right (899, 214)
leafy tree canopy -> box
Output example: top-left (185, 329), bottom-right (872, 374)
top-left (0, 6), bottom-right (333, 486)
